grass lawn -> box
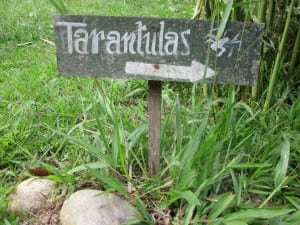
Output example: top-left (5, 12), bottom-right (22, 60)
top-left (0, 0), bottom-right (299, 224)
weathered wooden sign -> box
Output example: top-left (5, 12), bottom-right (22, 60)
top-left (53, 15), bottom-right (264, 86)
top-left (53, 15), bottom-right (264, 175)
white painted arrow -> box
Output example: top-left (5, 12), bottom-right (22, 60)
top-left (125, 60), bottom-right (215, 82)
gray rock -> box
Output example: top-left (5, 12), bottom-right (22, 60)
top-left (8, 177), bottom-right (58, 218)
top-left (60, 189), bottom-right (136, 225)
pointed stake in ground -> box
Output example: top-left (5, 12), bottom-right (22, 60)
top-left (148, 80), bottom-right (162, 176)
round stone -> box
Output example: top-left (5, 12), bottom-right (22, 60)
top-left (60, 189), bottom-right (136, 225)
top-left (8, 177), bottom-right (58, 218)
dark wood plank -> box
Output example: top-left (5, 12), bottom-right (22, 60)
top-left (53, 15), bottom-right (264, 86)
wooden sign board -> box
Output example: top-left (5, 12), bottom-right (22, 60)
top-left (53, 15), bottom-right (264, 86)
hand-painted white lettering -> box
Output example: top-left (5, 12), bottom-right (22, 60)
top-left (106, 31), bottom-right (121, 54)
top-left (164, 32), bottom-right (178, 55)
top-left (158, 21), bottom-right (165, 56)
top-left (56, 22), bottom-right (86, 54)
top-left (135, 21), bottom-right (147, 55)
top-left (180, 29), bottom-right (190, 56)
top-left (150, 32), bottom-right (158, 56)
top-left (74, 28), bottom-right (88, 54)
top-left (90, 30), bottom-right (104, 54)
top-left (121, 32), bottom-right (136, 54)
top-left (143, 32), bottom-right (158, 55)
top-left (143, 32), bottom-right (151, 54)
top-left (55, 21), bottom-right (191, 56)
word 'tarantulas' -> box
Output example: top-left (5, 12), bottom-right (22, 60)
top-left (56, 21), bottom-right (191, 56)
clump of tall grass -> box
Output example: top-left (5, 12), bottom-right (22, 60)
top-left (193, 0), bottom-right (299, 110)
top-left (56, 81), bottom-right (300, 224)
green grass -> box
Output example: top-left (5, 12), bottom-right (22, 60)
top-left (1, 0), bottom-right (299, 224)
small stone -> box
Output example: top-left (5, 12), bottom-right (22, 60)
top-left (8, 177), bottom-right (58, 218)
top-left (60, 189), bottom-right (136, 225)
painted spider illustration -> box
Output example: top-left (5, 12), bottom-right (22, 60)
top-left (205, 29), bottom-right (242, 57)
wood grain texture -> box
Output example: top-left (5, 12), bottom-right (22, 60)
top-left (53, 15), bottom-right (264, 86)
top-left (148, 80), bottom-right (162, 176)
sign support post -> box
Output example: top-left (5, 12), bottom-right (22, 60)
top-left (148, 80), bottom-right (162, 176)
top-left (53, 15), bottom-right (264, 176)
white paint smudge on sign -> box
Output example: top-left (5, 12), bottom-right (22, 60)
top-left (125, 60), bottom-right (215, 82)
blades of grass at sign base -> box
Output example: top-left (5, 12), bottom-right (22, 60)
top-left (44, 124), bottom-right (112, 166)
top-left (87, 167), bottom-right (128, 197)
top-left (130, 197), bottom-right (155, 225)
top-left (112, 117), bottom-right (121, 166)
top-left (178, 113), bottom-right (208, 170)
top-left (161, 98), bottom-right (175, 154)
top-left (113, 118), bottom-right (129, 177)
top-left (175, 96), bottom-right (183, 155)
top-left (182, 156), bottom-right (241, 225)
top-left (91, 92), bottom-right (110, 154)
top-left (208, 192), bottom-right (235, 220)
top-left (91, 87), bottom-right (129, 177)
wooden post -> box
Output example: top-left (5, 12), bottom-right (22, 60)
top-left (148, 80), bottom-right (162, 176)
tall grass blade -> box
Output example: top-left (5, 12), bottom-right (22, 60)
top-left (286, 210), bottom-right (300, 225)
top-left (230, 170), bottom-right (241, 206)
top-left (216, 0), bottom-right (233, 40)
top-left (128, 124), bottom-right (147, 148)
top-left (259, 176), bottom-right (289, 208)
top-left (180, 114), bottom-right (208, 167)
top-left (182, 156), bottom-right (241, 225)
top-left (112, 119), bottom-right (121, 166)
top-left (288, 22), bottom-right (300, 75)
top-left (208, 193), bottom-right (235, 219)
top-left (134, 198), bottom-right (155, 224)
top-left (224, 221), bottom-right (248, 225)
top-left (274, 139), bottom-right (290, 187)
top-left (45, 125), bottom-right (112, 164)
top-left (266, 0), bottom-right (275, 31)
top-left (263, 0), bottom-right (295, 111)
top-left (175, 96), bottom-right (183, 153)
top-left (224, 208), bottom-right (294, 222)
top-left (252, 0), bottom-right (267, 99)
top-left (285, 196), bottom-right (300, 210)
top-left (178, 190), bottom-right (201, 205)
top-left (92, 96), bottom-right (110, 151)
top-left (67, 162), bottom-right (108, 174)
top-left (88, 168), bottom-right (127, 197)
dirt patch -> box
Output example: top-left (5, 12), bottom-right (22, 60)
top-left (20, 199), bottom-right (63, 225)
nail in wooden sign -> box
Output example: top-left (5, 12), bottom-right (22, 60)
top-left (53, 15), bottom-right (264, 86)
